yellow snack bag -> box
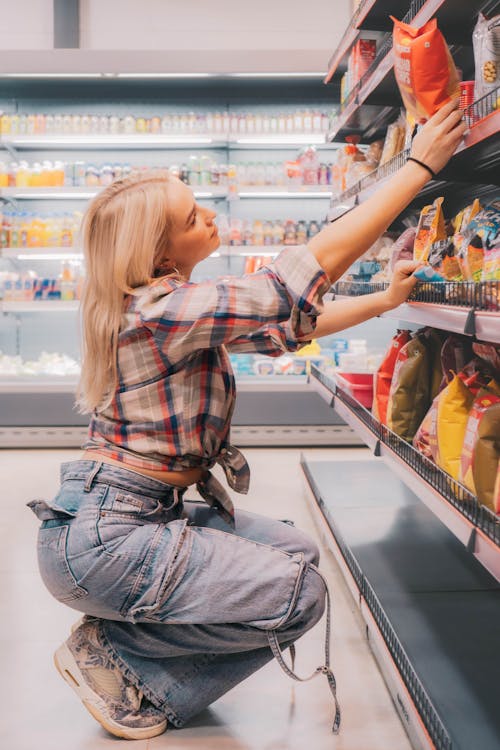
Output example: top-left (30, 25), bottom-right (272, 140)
top-left (413, 197), bottom-right (446, 263)
top-left (435, 375), bottom-right (476, 479)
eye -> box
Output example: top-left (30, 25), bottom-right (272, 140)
top-left (191, 210), bottom-right (197, 226)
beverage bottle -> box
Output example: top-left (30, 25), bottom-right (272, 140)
top-left (230, 113), bottom-right (239, 133)
top-left (213, 112), bottom-right (223, 133)
top-left (263, 114), bottom-right (271, 133)
top-left (313, 110), bottom-right (322, 132)
top-left (19, 213), bottom-right (29, 247)
top-left (277, 113), bottom-right (286, 133)
top-left (0, 161), bottom-right (8, 187)
top-left (90, 115), bottom-right (100, 133)
top-left (265, 163), bottom-right (275, 186)
top-left (229, 218), bottom-right (242, 246)
top-left (99, 115), bottom-right (109, 133)
top-left (8, 161), bottom-right (18, 187)
top-left (199, 155), bottom-right (211, 186)
top-left (136, 116), bottom-right (147, 133)
top-left (254, 113), bottom-right (263, 133)
top-left (216, 214), bottom-right (230, 245)
top-left (272, 219), bottom-right (285, 246)
top-left (222, 112), bottom-right (230, 133)
top-left (150, 116), bottom-right (161, 134)
top-left (252, 219), bottom-right (264, 245)
top-left (63, 114), bottom-right (72, 133)
top-left (53, 114), bottom-right (63, 133)
top-left (81, 115), bottom-right (91, 133)
top-left (294, 110), bottom-right (303, 132)
top-left (286, 113), bottom-right (294, 133)
top-left (242, 220), bottom-right (253, 246)
top-left (284, 219), bottom-right (297, 245)
top-left (188, 154), bottom-right (200, 186)
top-left (263, 221), bottom-right (273, 246)
top-left (23, 276), bottom-right (34, 301)
top-left (45, 114), bottom-right (55, 133)
top-left (18, 115), bottom-right (27, 134)
top-left (1, 113), bottom-right (11, 134)
top-left (61, 213), bottom-right (72, 247)
top-left (308, 220), bottom-right (320, 238)
top-left (8, 114), bottom-right (18, 134)
top-left (304, 110), bottom-right (312, 131)
top-left (179, 164), bottom-right (189, 184)
top-left (296, 220), bottom-right (308, 244)
top-left (71, 114), bottom-right (81, 133)
top-left (3, 279), bottom-right (13, 301)
top-left (256, 163), bottom-right (266, 185)
top-left (8, 212), bottom-right (17, 248)
top-left (109, 116), bottom-right (120, 134)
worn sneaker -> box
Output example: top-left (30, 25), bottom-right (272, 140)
top-left (54, 620), bottom-right (167, 740)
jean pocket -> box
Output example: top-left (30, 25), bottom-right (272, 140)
top-left (37, 524), bottom-right (88, 603)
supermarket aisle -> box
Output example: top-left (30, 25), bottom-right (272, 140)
top-left (0, 447), bottom-right (412, 750)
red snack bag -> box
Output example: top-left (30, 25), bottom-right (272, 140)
top-left (391, 17), bottom-right (460, 121)
top-left (373, 330), bottom-right (411, 425)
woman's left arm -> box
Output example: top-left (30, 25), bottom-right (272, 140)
top-left (301, 260), bottom-right (422, 340)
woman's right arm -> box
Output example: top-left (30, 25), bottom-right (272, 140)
top-left (307, 99), bottom-right (467, 282)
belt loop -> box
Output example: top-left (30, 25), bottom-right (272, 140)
top-left (84, 461), bottom-right (103, 492)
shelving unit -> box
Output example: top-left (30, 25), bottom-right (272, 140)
top-left (303, 2), bottom-right (500, 749)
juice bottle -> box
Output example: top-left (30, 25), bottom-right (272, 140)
top-left (263, 221), bottom-right (273, 246)
top-left (252, 219), bottom-right (264, 246)
top-left (10, 213), bottom-right (20, 248)
top-left (284, 219), bottom-right (297, 245)
top-left (0, 161), bottom-right (8, 187)
top-left (61, 213), bottom-right (73, 247)
top-left (54, 160), bottom-right (65, 186)
top-left (1, 113), bottom-right (11, 134)
top-left (272, 219), bottom-right (285, 246)
top-left (0, 210), bottom-right (9, 248)
top-left (16, 161), bottom-right (30, 187)
top-left (229, 218), bottom-right (242, 246)
top-left (19, 213), bottom-right (29, 248)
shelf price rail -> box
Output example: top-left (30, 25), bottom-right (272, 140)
top-left (309, 364), bottom-right (500, 581)
top-left (329, 87), bottom-right (500, 214)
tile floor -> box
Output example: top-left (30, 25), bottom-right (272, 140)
top-left (0, 447), bottom-right (412, 750)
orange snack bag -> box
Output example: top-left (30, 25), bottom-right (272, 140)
top-left (391, 17), bottom-right (460, 121)
top-left (373, 330), bottom-right (411, 425)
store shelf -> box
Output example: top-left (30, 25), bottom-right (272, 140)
top-left (0, 186), bottom-right (229, 200)
top-left (334, 281), bottom-right (500, 342)
top-left (0, 185), bottom-right (332, 201)
top-left (0, 300), bottom-right (79, 312)
top-left (324, 0), bottom-right (410, 83)
top-left (326, 0), bottom-right (499, 142)
top-left (302, 456), bottom-right (500, 750)
top-left (1, 247), bottom-right (83, 260)
top-left (237, 186), bottom-right (332, 198)
top-left (329, 95), bottom-right (500, 214)
top-left (309, 365), bottom-right (500, 581)
top-left (0, 133), bottom-right (335, 151)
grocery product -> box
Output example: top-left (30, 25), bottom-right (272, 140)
top-left (455, 200), bottom-right (500, 281)
top-left (473, 400), bottom-right (500, 512)
top-left (440, 335), bottom-right (474, 387)
top-left (473, 13), bottom-right (500, 101)
top-left (379, 113), bottom-right (407, 166)
top-left (413, 197), bottom-right (447, 263)
top-left (373, 330), bottom-right (411, 424)
top-left (389, 227), bottom-right (417, 270)
top-left (385, 328), bottom-right (443, 440)
top-left (391, 17), bottom-right (460, 121)
top-left (436, 374), bottom-right (477, 479)
top-left (460, 387), bottom-right (500, 501)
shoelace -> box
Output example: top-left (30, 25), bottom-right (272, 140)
top-left (267, 566), bottom-right (341, 734)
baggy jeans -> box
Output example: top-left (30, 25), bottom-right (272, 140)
top-left (28, 460), bottom-right (340, 731)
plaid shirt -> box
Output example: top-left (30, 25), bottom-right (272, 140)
top-left (84, 245), bottom-right (330, 524)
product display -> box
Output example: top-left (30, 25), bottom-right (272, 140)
top-left (391, 17), bottom-right (460, 122)
top-left (473, 13), bottom-right (500, 101)
top-left (0, 109), bottom-right (332, 136)
top-left (0, 211), bottom-right (81, 248)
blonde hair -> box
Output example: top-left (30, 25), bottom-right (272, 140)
top-left (76, 170), bottom-right (176, 414)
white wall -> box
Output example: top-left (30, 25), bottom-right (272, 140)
top-left (80, 0), bottom-right (349, 54)
top-left (0, 0), bottom-right (53, 49)
top-left (0, 0), bottom-right (350, 73)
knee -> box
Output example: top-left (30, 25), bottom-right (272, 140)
top-left (284, 564), bottom-right (326, 635)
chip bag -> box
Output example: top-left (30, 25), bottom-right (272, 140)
top-left (473, 401), bottom-right (500, 513)
top-left (373, 330), bottom-right (411, 424)
top-left (386, 334), bottom-right (430, 440)
top-left (459, 386), bottom-right (500, 496)
top-left (414, 197), bottom-right (447, 263)
top-left (391, 17), bottom-right (460, 121)
top-left (456, 201), bottom-right (500, 282)
top-left (436, 374), bottom-right (477, 479)
top-left (473, 13), bottom-right (500, 101)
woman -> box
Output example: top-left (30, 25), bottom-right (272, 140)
top-left (28, 99), bottom-right (466, 740)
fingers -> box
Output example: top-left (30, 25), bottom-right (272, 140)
top-left (441, 108), bottom-right (465, 134)
top-left (394, 259), bottom-right (425, 275)
top-left (429, 97), bottom-right (460, 125)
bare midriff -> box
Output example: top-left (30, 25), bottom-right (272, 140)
top-left (81, 449), bottom-right (206, 488)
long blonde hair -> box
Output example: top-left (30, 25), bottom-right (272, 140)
top-left (76, 170), bottom-right (176, 414)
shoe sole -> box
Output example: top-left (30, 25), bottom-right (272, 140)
top-left (54, 643), bottom-right (167, 740)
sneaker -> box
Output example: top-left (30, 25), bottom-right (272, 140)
top-left (54, 620), bottom-right (167, 740)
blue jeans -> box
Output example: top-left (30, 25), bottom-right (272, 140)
top-left (28, 460), bottom-right (340, 731)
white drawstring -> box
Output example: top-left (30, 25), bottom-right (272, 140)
top-left (267, 567), bottom-right (341, 734)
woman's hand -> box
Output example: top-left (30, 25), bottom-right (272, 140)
top-left (410, 98), bottom-right (468, 175)
top-left (383, 260), bottom-right (424, 310)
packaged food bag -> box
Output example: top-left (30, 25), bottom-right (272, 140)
top-left (414, 197), bottom-right (447, 263)
top-left (386, 334), bottom-right (430, 440)
top-left (413, 371), bottom-right (479, 466)
top-left (440, 334), bottom-right (474, 387)
top-left (390, 227), bottom-right (417, 271)
top-left (391, 17), bottom-right (460, 121)
top-left (436, 374), bottom-right (477, 479)
top-left (455, 200), bottom-right (500, 281)
top-left (473, 13), bottom-right (500, 101)
top-left (459, 387), bottom-right (500, 495)
top-left (472, 341), bottom-right (500, 373)
top-left (473, 401), bottom-right (500, 513)
top-left (373, 330), bottom-right (411, 424)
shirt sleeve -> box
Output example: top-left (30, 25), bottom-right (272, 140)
top-left (140, 245), bottom-right (331, 365)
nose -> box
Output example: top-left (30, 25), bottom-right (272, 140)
top-left (203, 206), bottom-right (217, 223)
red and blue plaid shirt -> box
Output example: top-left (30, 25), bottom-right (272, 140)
top-left (84, 245), bottom-right (330, 523)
